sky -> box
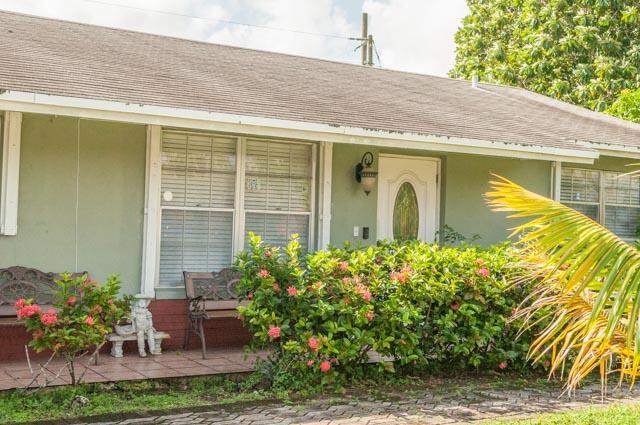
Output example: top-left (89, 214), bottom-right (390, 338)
top-left (0, 0), bottom-right (469, 77)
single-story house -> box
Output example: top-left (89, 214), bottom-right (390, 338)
top-left (1, 11), bottom-right (640, 359)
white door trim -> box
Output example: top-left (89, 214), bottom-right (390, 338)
top-left (376, 154), bottom-right (440, 242)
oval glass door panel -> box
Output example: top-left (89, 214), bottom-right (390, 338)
top-left (393, 182), bottom-right (419, 240)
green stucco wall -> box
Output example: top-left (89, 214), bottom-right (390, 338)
top-left (329, 144), bottom-right (553, 246)
top-left (0, 114), bottom-right (146, 294)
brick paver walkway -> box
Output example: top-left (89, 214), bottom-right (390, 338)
top-left (79, 382), bottom-right (640, 425)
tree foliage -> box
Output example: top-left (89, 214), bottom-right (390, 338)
top-left (451, 0), bottom-right (640, 111)
top-left (606, 87), bottom-right (640, 123)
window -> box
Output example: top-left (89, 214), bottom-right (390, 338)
top-left (244, 140), bottom-right (313, 250)
top-left (561, 167), bottom-right (640, 240)
top-left (158, 131), bottom-right (315, 287)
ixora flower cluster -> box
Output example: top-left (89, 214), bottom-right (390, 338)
top-left (237, 234), bottom-right (543, 387)
top-left (15, 274), bottom-right (129, 384)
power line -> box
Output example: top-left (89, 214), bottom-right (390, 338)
top-left (82, 0), bottom-right (359, 41)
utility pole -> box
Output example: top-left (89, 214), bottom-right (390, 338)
top-left (361, 12), bottom-right (368, 66)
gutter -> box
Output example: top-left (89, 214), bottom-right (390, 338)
top-left (0, 90), bottom-right (599, 164)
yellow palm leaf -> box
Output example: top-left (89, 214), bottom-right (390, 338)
top-left (486, 175), bottom-right (640, 393)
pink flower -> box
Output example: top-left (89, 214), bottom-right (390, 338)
top-left (499, 361), bottom-right (508, 370)
top-left (390, 271), bottom-right (407, 284)
top-left (450, 302), bottom-right (460, 312)
top-left (362, 290), bottom-right (372, 302)
top-left (14, 298), bottom-right (26, 309)
top-left (400, 264), bottom-right (412, 274)
top-left (476, 267), bottom-right (490, 278)
top-left (308, 337), bottom-right (319, 352)
top-left (339, 261), bottom-right (349, 272)
top-left (17, 304), bottom-right (41, 319)
top-left (267, 326), bottom-right (281, 339)
top-left (84, 316), bottom-right (94, 326)
top-left (257, 269), bottom-right (270, 279)
top-left (264, 251), bottom-right (272, 258)
top-left (287, 286), bottom-right (298, 296)
top-left (320, 360), bottom-right (331, 373)
top-left (307, 360), bottom-right (315, 367)
top-left (107, 299), bottom-right (114, 305)
top-left (40, 310), bottom-right (58, 326)
top-left (342, 277), bottom-right (352, 285)
top-left (247, 292), bottom-right (254, 300)
top-left (66, 296), bottom-right (77, 306)
top-left (366, 311), bottom-right (374, 321)
top-left (272, 282), bottom-right (280, 292)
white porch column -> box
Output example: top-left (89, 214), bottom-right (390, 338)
top-left (140, 125), bottom-right (162, 297)
top-left (317, 141), bottom-right (333, 250)
top-left (0, 111), bottom-right (22, 236)
top-left (552, 161), bottom-right (562, 201)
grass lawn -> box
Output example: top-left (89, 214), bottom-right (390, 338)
top-left (487, 402), bottom-right (640, 424)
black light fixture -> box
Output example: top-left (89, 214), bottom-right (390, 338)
top-left (355, 152), bottom-right (378, 195)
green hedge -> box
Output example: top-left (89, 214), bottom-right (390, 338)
top-left (236, 235), bottom-right (542, 389)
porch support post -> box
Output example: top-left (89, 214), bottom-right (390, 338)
top-left (141, 125), bottom-right (162, 297)
top-left (0, 111), bottom-right (22, 236)
top-left (317, 141), bottom-right (333, 250)
top-left (552, 161), bottom-right (562, 201)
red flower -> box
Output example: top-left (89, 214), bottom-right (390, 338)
top-left (499, 361), bottom-right (508, 370)
top-left (475, 258), bottom-right (485, 266)
top-left (14, 298), bottom-right (26, 309)
top-left (17, 304), bottom-right (41, 319)
top-left (320, 360), bottom-right (331, 373)
top-left (366, 311), bottom-right (374, 321)
top-left (247, 292), bottom-right (254, 300)
top-left (476, 267), bottom-right (490, 278)
top-left (450, 302), bottom-right (460, 312)
top-left (362, 290), bottom-right (372, 302)
top-left (84, 316), bottom-right (95, 326)
top-left (400, 264), bottom-right (412, 274)
top-left (264, 251), bottom-right (272, 258)
top-left (287, 286), bottom-right (298, 296)
top-left (308, 337), bottom-right (319, 352)
top-left (267, 326), bottom-right (281, 339)
top-left (257, 269), bottom-right (270, 279)
top-left (66, 296), bottom-right (77, 306)
top-left (339, 261), bottom-right (349, 272)
top-left (390, 271), bottom-right (407, 284)
top-left (40, 309), bottom-right (58, 326)
top-left (307, 360), bottom-right (314, 367)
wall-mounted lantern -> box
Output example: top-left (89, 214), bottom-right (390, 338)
top-left (355, 152), bottom-right (378, 195)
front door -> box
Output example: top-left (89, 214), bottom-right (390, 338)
top-left (376, 155), bottom-right (439, 242)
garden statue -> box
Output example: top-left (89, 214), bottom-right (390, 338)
top-left (131, 295), bottom-right (158, 357)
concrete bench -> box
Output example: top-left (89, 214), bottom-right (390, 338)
top-left (107, 331), bottom-right (170, 358)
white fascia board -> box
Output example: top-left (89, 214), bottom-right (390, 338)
top-left (575, 140), bottom-right (640, 159)
top-left (0, 90), bottom-right (597, 164)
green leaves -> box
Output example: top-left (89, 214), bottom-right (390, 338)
top-left (235, 233), bottom-right (542, 390)
top-left (451, 0), bottom-right (640, 111)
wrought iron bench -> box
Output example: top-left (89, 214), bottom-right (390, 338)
top-left (0, 266), bottom-right (86, 324)
top-left (183, 268), bottom-right (246, 358)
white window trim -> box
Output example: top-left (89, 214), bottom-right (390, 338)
top-left (145, 129), bottom-right (321, 290)
top-left (317, 142), bottom-right (332, 250)
top-left (560, 166), bottom-right (640, 241)
top-left (0, 111), bottom-right (22, 236)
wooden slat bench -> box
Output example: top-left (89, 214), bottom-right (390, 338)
top-left (183, 269), bottom-right (247, 358)
top-left (0, 266), bottom-right (86, 325)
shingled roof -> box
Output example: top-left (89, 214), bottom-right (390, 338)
top-left (1, 10), bottom-right (639, 153)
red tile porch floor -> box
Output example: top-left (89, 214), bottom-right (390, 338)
top-left (0, 348), bottom-right (267, 391)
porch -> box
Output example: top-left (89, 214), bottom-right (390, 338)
top-left (0, 347), bottom-right (264, 390)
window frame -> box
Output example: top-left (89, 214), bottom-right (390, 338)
top-left (154, 130), bottom-right (317, 289)
top-left (560, 166), bottom-right (640, 241)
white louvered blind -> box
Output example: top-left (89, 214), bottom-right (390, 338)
top-left (560, 167), bottom-right (600, 221)
top-left (560, 167), bottom-right (640, 241)
top-left (244, 140), bottom-right (312, 250)
top-left (159, 131), bottom-right (237, 287)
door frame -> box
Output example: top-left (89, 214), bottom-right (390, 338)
top-left (376, 154), bottom-right (441, 242)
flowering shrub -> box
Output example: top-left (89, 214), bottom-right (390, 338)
top-left (15, 274), bottom-right (129, 384)
top-left (236, 234), bottom-right (542, 390)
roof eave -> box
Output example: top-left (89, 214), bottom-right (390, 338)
top-left (0, 90), bottom-right (598, 164)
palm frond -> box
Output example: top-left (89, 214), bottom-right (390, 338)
top-left (486, 175), bottom-right (640, 392)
